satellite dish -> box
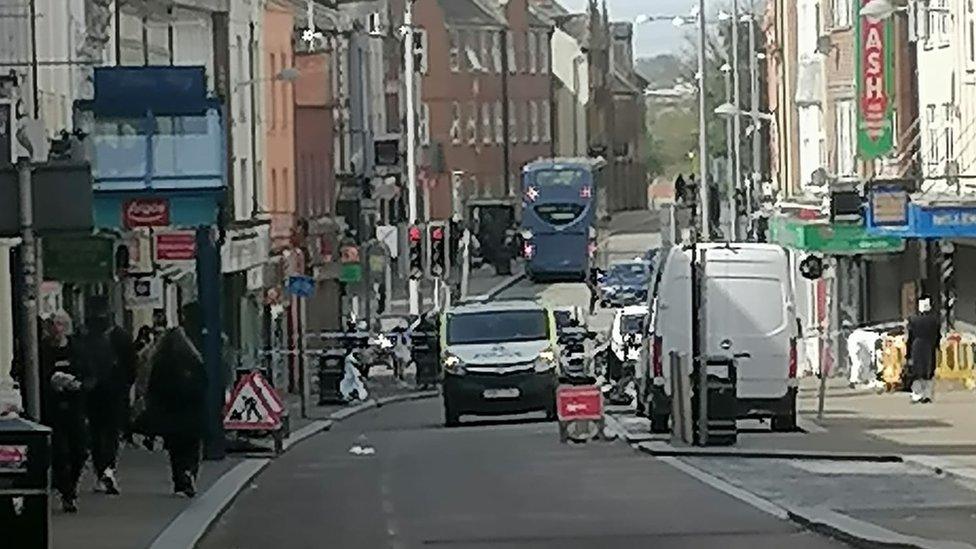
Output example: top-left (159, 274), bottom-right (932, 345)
top-left (810, 167), bottom-right (829, 187)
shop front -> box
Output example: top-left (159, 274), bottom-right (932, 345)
top-left (221, 224), bottom-right (272, 370)
top-left (769, 216), bottom-right (905, 375)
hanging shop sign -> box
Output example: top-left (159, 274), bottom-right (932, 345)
top-left (155, 231), bottom-right (197, 262)
top-left (769, 217), bottom-right (904, 255)
top-left (221, 224), bottom-right (271, 274)
top-left (868, 185), bottom-right (908, 226)
top-left (123, 198), bottom-right (170, 228)
top-left (125, 276), bottom-right (164, 309)
top-left (856, 1), bottom-right (895, 159)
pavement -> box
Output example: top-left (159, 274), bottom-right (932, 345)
top-left (607, 377), bottom-right (976, 548)
top-left (51, 372), bottom-right (430, 549)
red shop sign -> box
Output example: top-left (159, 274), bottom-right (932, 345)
top-left (123, 198), bottom-right (170, 228)
top-left (155, 232), bottom-right (197, 261)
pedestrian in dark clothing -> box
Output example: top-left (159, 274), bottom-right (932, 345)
top-left (39, 313), bottom-right (89, 512)
top-left (586, 268), bottom-right (601, 315)
top-left (80, 296), bottom-right (135, 495)
top-left (907, 297), bottom-right (940, 403)
top-left (144, 327), bottom-right (207, 497)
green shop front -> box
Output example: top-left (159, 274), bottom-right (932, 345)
top-left (770, 216), bottom-right (910, 375)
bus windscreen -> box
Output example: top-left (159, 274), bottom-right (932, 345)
top-left (534, 170), bottom-right (586, 187)
top-left (533, 204), bottom-right (585, 225)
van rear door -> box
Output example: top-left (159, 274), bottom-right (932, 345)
top-left (703, 248), bottom-right (790, 400)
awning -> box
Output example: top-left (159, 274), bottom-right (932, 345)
top-left (769, 216), bottom-right (904, 255)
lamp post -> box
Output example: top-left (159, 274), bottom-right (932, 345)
top-left (402, 0), bottom-right (419, 316)
top-left (730, 0), bottom-right (742, 241)
top-left (721, 63), bottom-right (735, 239)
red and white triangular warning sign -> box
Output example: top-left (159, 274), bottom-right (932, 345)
top-left (223, 373), bottom-right (282, 431)
top-left (249, 372), bottom-right (285, 417)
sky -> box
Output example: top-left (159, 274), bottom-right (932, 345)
top-left (557, 0), bottom-right (762, 58)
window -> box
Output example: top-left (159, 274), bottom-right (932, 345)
top-left (539, 32), bottom-right (549, 74)
top-left (528, 31), bottom-right (538, 73)
top-left (237, 36), bottom-right (246, 121)
top-left (450, 101), bottom-right (462, 144)
top-left (463, 30), bottom-right (483, 72)
top-left (541, 99), bottom-right (551, 142)
top-left (413, 29), bottom-right (429, 73)
top-left (481, 103), bottom-right (491, 144)
top-left (470, 174), bottom-right (480, 197)
top-left (945, 104), bottom-right (955, 162)
top-left (509, 99), bottom-right (518, 143)
top-left (419, 103), bottom-right (430, 145)
top-left (492, 32), bottom-right (502, 74)
top-left (467, 101), bottom-right (477, 144)
top-left (481, 31), bottom-right (491, 72)
top-left (529, 100), bottom-right (539, 143)
top-left (926, 104), bottom-right (939, 163)
top-left (521, 101), bottom-right (530, 142)
top-left (507, 30), bottom-right (516, 73)
top-left (282, 167), bottom-right (289, 209)
top-left (239, 158), bottom-right (247, 191)
top-left (279, 53), bottom-right (288, 129)
top-left (449, 30), bottom-right (460, 72)
top-left (831, 0), bottom-right (852, 28)
top-left (271, 168), bottom-right (278, 209)
top-left (494, 100), bottom-right (503, 144)
top-left (834, 99), bottom-right (855, 175)
top-left (970, 19), bottom-right (976, 65)
top-left (269, 53), bottom-right (277, 129)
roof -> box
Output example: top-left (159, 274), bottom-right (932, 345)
top-left (438, 0), bottom-right (506, 26)
top-left (522, 156), bottom-right (608, 171)
top-left (612, 68), bottom-right (644, 95)
top-left (448, 299), bottom-right (545, 315)
top-left (529, 0), bottom-right (570, 21)
top-left (557, 13), bottom-right (590, 47)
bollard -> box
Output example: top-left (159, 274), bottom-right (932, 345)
top-left (0, 417), bottom-right (51, 549)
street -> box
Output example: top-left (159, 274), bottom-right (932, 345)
top-left (198, 227), bottom-right (844, 549)
top-left (200, 397), bottom-right (843, 549)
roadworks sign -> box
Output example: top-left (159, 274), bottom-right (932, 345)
top-left (224, 372), bottom-right (283, 431)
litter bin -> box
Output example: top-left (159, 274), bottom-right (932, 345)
top-left (692, 358), bottom-right (737, 446)
top-left (0, 418), bottom-right (51, 548)
top-left (318, 349), bottom-right (347, 404)
top-left (411, 329), bottom-right (440, 387)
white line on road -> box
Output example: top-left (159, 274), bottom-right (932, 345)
top-left (656, 456), bottom-right (790, 520)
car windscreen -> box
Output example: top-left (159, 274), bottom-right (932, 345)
top-left (608, 263), bottom-right (648, 284)
top-left (533, 203), bottom-right (585, 225)
top-left (447, 310), bottom-right (550, 345)
top-left (553, 310), bottom-right (574, 329)
top-left (621, 314), bottom-right (645, 333)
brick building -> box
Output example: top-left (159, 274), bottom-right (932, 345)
top-left (413, 0), bottom-right (554, 220)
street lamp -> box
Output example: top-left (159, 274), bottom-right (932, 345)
top-left (714, 102), bottom-right (775, 122)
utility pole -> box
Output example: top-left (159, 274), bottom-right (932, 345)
top-left (722, 65), bottom-right (734, 240)
top-left (748, 14), bottom-right (761, 238)
top-left (730, 0), bottom-right (741, 241)
top-left (18, 158), bottom-right (40, 421)
top-left (403, 0), bottom-right (419, 316)
top-left (697, 0), bottom-right (710, 239)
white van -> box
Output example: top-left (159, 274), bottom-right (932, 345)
top-left (636, 243), bottom-right (799, 433)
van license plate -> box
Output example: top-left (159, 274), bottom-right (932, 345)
top-left (483, 388), bottom-right (520, 399)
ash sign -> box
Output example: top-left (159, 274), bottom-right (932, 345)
top-left (856, 1), bottom-right (894, 159)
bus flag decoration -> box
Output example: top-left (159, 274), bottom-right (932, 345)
top-left (224, 372), bottom-right (284, 431)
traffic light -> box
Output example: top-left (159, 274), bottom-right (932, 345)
top-left (427, 222), bottom-right (448, 278)
top-left (408, 225), bottom-right (423, 279)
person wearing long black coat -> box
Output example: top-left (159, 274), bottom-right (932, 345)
top-left (906, 297), bottom-right (941, 403)
top-left (80, 297), bottom-right (135, 495)
top-left (144, 326), bottom-right (207, 497)
top-left (38, 314), bottom-right (90, 512)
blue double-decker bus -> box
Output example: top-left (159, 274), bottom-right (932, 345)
top-left (520, 157), bottom-right (606, 282)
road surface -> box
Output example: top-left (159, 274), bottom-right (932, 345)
top-left (200, 397), bottom-right (844, 549)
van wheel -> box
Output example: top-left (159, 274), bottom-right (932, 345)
top-left (771, 412), bottom-right (797, 432)
top-left (650, 413), bottom-right (669, 434)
